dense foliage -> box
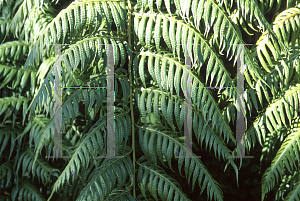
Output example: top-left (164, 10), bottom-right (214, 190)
top-left (0, 0), bottom-right (300, 200)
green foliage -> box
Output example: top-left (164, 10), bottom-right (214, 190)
top-left (0, 0), bottom-right (300, 201)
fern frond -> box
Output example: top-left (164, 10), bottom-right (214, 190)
top-left (0, 19), bottom-right (10, 42)
top-left (11, 180), bottom-right (46, 201)
top-left (237, 0), bottom-right (288, 54)
top-left (0, 96), bottom-right (31, 127)
top-left (0, 125), bottom-right (20, 159)
top-left (23, 0), bottom-right (126, 70)
top-left (136, 49), bottom-right (234, 96)
top-left (24, 5), bottom-right (56, 44)
top-left (273, 6), bottom-right (300, 48)
top-left (0, 161), bottom-right (13, 188)
top-left (58, 160), bottom-right (97, 199)
top-left (16, 148), bottom-right (60, 184)
top-left (105, 187), bottom-right (135, 201)
top-left (188, 0), bottom-right (275, 89)
top-left (27, 37), bottom-right (128, 121)
top-left (48, 111), bottom-right (131, 201)
top-left (6, 0), bottom-right (47, 38)
top-left (137, 87), bottom-right (237, 145)
top-left (0, 64), bottom-right (38, 97)
top-left (245, 84), bottom-right (300, 149)
top-left (16, 114), bottom-right (53, 153)
top-left (256, 6), bottom-right (300, 73)
top-left (138, 124), bottom-right (232, 201)
top-left (137, 158), bottom-right (191, 201)
top-left (275, 169), bottom-right (300, 200)
top-left (75, 146), bottom-right (133, 201)
top-left (284, 176), bottom-right (300, 201)
top-left (245, 48), bottom-right (300, 119)
top-left (23, 75), bottom-right (129, 177)
top-left (136, 53), bottom-right (236, 142)
top-left (0, 41), bottom-right (29, 63)
top-left (262, 126), bottom-right (300, 200)
top-left (134, 12), bottom-right (234, 89)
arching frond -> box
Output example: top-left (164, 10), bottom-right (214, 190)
top-left (24, 5), bottom-right (56, 44)
top-left (236, 0), bottom-right (288, 54)
top-left (0, 125), bottom-right (19, 159)
top-left (15, 148), bottom-right (60, 184)
top-left (58, 159), bottom-right (97, 199)
top-left (61, 36), bottom-right (127, 76)
top-left (256, 6), bottom-right (300, 73)
top-left (105, 187), bottom-right (135, 201)
top-left (133, 14), bottom-right (235, 92)
top-left (136, 86), bottom-right (236, 143)
top-left (7, 0), bottom-right (49, 35)
top-left (189, 0), bottom-right (276, 89)
top-left (27, 37), bottom-right (128, 122)
top-left (137, 158), bottom-right (192, 201)
top-left (11, 180), bottom-right (46, 201)
top-left (75, 146), bottom-right (133, 201)
top-left (137, 124), bottom-right (233, 201)
top-left (24, 0), bottom-right (127, 70)
top-left (273, 6), bottom-right (300, 48)
top-left (284, 176), bottom-right (300, 201)
top-left (262, 125), bottom-right (300, 200)
top-left (245, 84), bottom-right (300, 149)
top-left (275, 169), bottom-right (300, 200)
top-left (0, 41), bottom-right (29, 63)
top-left (0, 96), bottom-right (31, 127)
top-left (245, 48), bottom-right (300, 121)
top-left (0, 161), bottom-right (13, 188)
top-left (48, 111), bottom-right (131, 201)
top-left (19, 75), bottom-right (129, 182)
top-left (16, 114), bottom-right (54, 154)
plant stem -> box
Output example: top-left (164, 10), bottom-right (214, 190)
top-left (127, 0), bottom-right (136, 198)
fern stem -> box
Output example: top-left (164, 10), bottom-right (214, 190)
top-left (127, 0), bottom-right (136, 198)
